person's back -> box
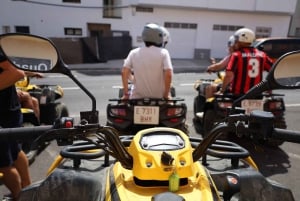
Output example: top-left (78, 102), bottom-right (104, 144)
top-left (220, 28), bottom-right (273, 95)
top-left (228, 46), bottom-right (273, 94)
top-left (122, 23), bottom-right (173, 99)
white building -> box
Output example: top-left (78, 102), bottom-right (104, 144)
top-left (0, 0), bottom-right (298, 60)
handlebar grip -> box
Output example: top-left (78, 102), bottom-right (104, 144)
top-left (272, 128), bottom-right (300, 143)
top-left (0, 125), bottom-right (53, 141)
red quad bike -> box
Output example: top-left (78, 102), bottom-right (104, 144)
top-left (1, 33), bottom-right (300, 201)
top-left (193, 72), bottom-right (286, 146)
top-left (106, 97), bottom-right (188, 135)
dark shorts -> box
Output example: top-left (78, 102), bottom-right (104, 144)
top-left (0, 142), bottom-right (21, 167)
top-left (0, 110), bottom-right (23, 167)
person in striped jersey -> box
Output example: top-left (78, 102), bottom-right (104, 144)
top-left (218, 28), bottom-right (273, 96)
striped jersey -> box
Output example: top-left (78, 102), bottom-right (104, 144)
top-left (226, 47), bottom-right (273, 95)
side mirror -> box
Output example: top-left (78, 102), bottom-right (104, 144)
top-left (0, 33), bottom-right (58, 72)
top-left (272, 51), bottom-right (300, 88)
top-left (0, 33), bottom-right (99, 123)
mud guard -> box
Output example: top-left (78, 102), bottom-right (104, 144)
top-left (211, 168), bottom-right (294, 201)
top-left (19, 168), bottom-right (103, 201)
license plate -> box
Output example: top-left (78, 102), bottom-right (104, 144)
top-left (241, 99), bottom-right (263, 114)
top-left (40, 95), bottom-right (47, 104)
top-left (134, 106), bottom-right (159, 125)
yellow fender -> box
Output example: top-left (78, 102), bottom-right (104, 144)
top-left (47, 155), bottom-right (64, 176)
top-left (15, 76), bottom-right (30, 88)
top-left (242, 156), bottom-right (259, 170)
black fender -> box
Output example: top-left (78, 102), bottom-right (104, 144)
top-left (211, 168), bottom-right (294, 201)
top-left (19, 167), bottom-right (104, 201)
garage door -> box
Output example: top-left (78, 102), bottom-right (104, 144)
top-left (165, 28), bottom-right (196, 59)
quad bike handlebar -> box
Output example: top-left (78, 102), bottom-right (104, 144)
top-left (1, 109), bottom-right (300, 169)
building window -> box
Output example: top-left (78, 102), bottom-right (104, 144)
top-left (213, 24), bottom-right (243, 32)
top-left (15, 26), bottom-right (30, 33)
top-left (64, 27), bottom-right (82, 36)
top-left (255, 27), bottom-right (272, 38)
top-left (295, 27), bottom-right (300, 37)
top-left (2, 26), bottom-right (10, 34)
top-left (62, 0), bottom-right (80, 3)
top-left (136, 6), bottom-right (153, 13)
top-left (103, 0), bottom-right (122, 19)
top-left (165, 22), bottom-right (197, 29)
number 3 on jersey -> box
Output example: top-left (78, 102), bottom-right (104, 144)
top-left (248, 58), bottom-right (259, 78)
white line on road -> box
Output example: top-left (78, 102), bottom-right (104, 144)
top-left (46, 75), bottom-right (69, 78)
top-left (63, 87), bottom-right (80, 90)
top-left (179, 83), bottom-right (194, 86)
top-left (112, 86), bottom-right (122, 89)
top-left (285, 103), bottom-right (300, 107)
top-left (287, 152), bottom-right (300, 160)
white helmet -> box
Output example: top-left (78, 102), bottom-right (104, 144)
top-left (234, 28), bottom-right (255, 44)
top-left (160, 26), bottom-right (171, 47)
top-left (227, 35), bottom-right (235, 47)
top-left (142, 23), bottom-right (163, 46)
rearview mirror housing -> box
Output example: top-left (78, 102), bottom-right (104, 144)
top-left (0, 33), bottom-right (58, 72)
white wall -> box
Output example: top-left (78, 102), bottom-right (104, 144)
top-left (0, 0), bottom-right (133, 37)
top-left (133, 0), bottom-right (296, 13)
top-left (0, 0), bottom-right (296, 59)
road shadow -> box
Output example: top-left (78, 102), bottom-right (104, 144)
top-left (229, 137), bottom-right (291, 177)
top-left (73, 70), bottom-right (120, 76)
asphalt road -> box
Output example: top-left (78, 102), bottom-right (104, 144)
top-left (1, 71), bottom-right (300, 200)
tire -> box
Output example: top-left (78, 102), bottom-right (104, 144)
top-left (203, 109), bottom-right (228, 140)
top-left (119, 88), bottom-right (124, 98)
top-left (203, 109), bottom-right (216, 138)
top-left (40, 102), bottom-right (69, 124)
top-left (193, 117), bottom-right (203, 135)
top-left (193, 95), bottom-right (206, 117)
top-left (170, 86), bottom-right (176, 97)
top-left (56, 103), bottom-right (69, 118)
top-left (193, 96), bottom-right (206, 135)
top-left (193, 96), bottom-right (201, 116)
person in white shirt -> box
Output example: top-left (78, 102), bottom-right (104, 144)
top-left (121, 23), bottom-right (173, 99)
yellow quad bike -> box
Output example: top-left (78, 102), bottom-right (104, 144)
top-left (16, 76), bottom-right (69, 125)
top-left (4, 121), bottom-right (295, 201)
top-left (1, 33), bottom-right (300, 201)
